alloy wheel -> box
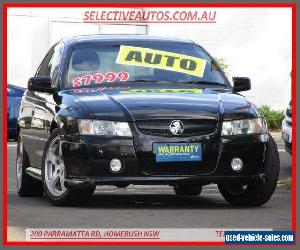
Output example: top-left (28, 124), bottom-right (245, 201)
top-left (44, 136), bottom-right (66, 196)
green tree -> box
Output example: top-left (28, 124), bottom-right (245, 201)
top-left (258, 105), bottom-right (285, 130)
top-left (215, 58), bottom-right (231, 77)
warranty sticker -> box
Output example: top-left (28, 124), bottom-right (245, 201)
top-left (116, 45), bottom-right (206, 77)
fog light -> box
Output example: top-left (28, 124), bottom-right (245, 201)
top-left (110, 158), bottom-right (122, 172)
top-left (231, 157), bottom-right (243, 172)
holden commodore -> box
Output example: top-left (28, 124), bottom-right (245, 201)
top-left (16, 35), bottom-right (279, 206)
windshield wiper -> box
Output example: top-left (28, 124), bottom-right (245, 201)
top-left (119, 80), bottom-right (226, 86)
top-left (125, 80), bottom-right (171, 83)
top-left (179, 81), bottom-right (227, 87)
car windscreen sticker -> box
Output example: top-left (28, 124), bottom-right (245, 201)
top-left (120, 89), bottom-right (202, 94)
top-left (72, 71), bottom-right (129, 87)
top-left (116, 45), bottom-right (206, 77)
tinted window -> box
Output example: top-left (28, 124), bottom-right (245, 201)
top-left (7, 88), bottom-right (14, 95)
top-left (36, 49), bottom-right (55, 77)
top-left (13, 88), bottom-right (25, 97)
top-left (64, 42), bottom-right (228, 89)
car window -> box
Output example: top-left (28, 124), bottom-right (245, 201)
top-left (7, 87), bottom-right (14, 95)
top-left (14, 88), bottom-right (25, 97)
top-left (64, 42), bottom-right (228, 89)
top-left (36, 49), bottom-right (55, 77)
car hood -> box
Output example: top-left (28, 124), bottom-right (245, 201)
top-left (62, 87), bottom-right (258, 121)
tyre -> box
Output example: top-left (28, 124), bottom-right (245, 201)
top-left (173, 184), bottom-right (202, 196)
top-left (16, 136), bottom-right (44, 197)
top-left (218, 134), bottom-right (280, 206)
top-left (42, 129), bottom-right (95, 206)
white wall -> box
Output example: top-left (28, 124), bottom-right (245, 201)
top-left (148, 8), bottom-right (292, 109)
top-left (8, 15), bottom-right (49, 87)
top-left (7, 8), bottom-right (147, 88)
top-left (7, 7), bottom-right (291, 110)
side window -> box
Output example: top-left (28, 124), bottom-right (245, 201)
top-left (7, 88), bottom-right (14, 96)
top-left (36, 49), bottom-right (55, 77)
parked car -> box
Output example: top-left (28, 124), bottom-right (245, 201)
top-left (7, 84), bottom-right (25, 140)
top-left (282, 100), bottom-right (292, 154)
top-left (16, 35), bottom-right (279, 206)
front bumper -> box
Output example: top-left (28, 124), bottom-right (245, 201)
top-left (61, 133), bottom-right (268, 187)
top-left (65, 175), bottom-right (265, 188)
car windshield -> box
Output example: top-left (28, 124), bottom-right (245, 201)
top-left (64, 41), bottom-right (228, 89)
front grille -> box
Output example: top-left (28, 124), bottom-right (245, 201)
top-left (135, 119), bottom-right (217, 137)
top-left (139, 157), bottom-right (212, 175)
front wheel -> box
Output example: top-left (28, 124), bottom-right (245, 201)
top-left (42, 129), bottom-right (95, 206)
top-left (218, 134), bottom-right (280, 206)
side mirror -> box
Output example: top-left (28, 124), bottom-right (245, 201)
top-left (28, 77), bottom-right (54, 93)
top-left (232, 77), bottom-right (251, 92)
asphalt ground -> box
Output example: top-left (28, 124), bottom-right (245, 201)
top-left (6, 132), bottom-right (292, 241)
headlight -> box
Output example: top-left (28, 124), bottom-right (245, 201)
top-left (221, 118), bottom-right (265, 136)
top-left (78, 120), bottom-right (132, 137)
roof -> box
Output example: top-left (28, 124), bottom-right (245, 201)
top-left (60, 34), bottom-right (196, 46)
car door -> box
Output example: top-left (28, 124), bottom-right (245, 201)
top-left (22, 48), bottom-right (56, 169)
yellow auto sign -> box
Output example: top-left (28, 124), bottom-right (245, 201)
top-left (116, 45), bottom-right (206, 77)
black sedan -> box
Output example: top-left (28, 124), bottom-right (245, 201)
top-left (16, 35), bottom-right (279, 206)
